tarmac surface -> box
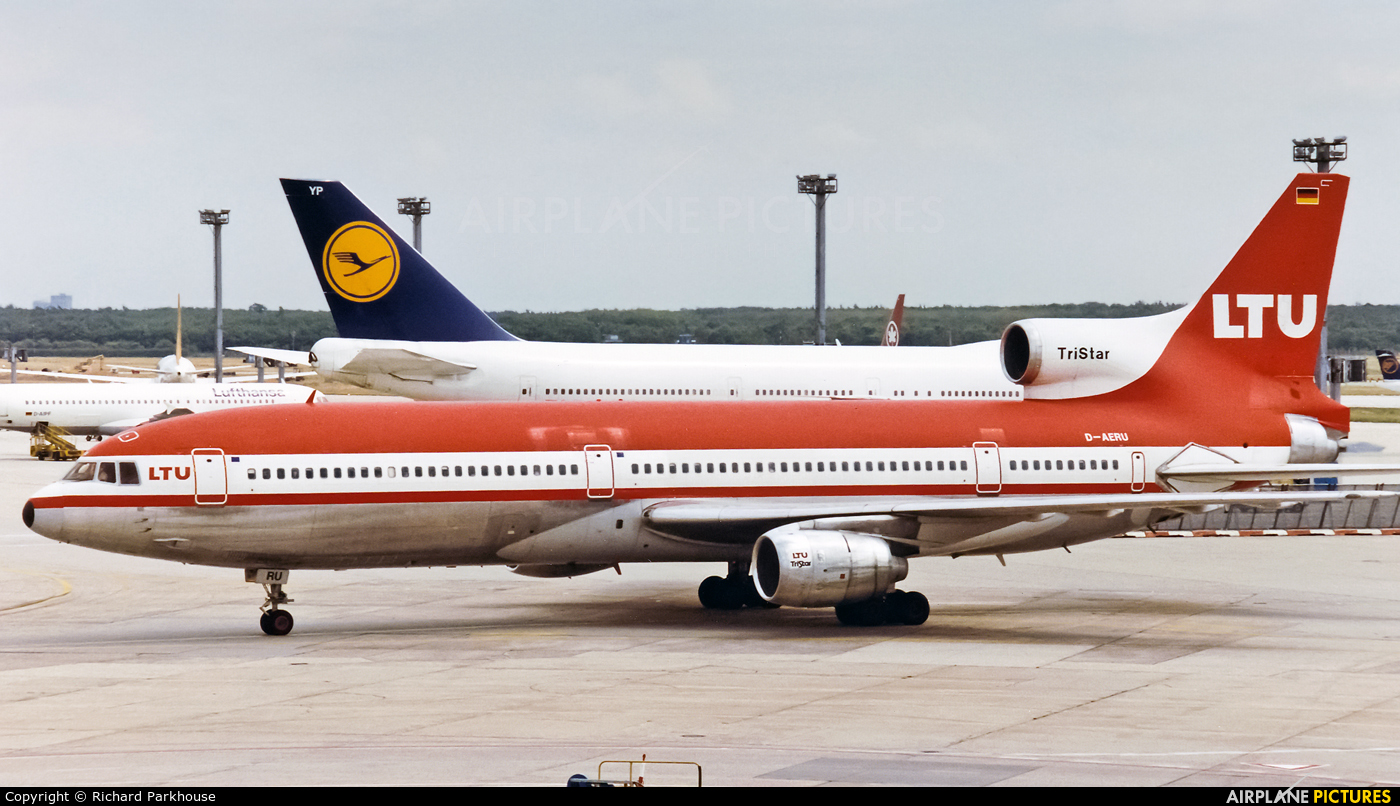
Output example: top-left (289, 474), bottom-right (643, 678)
top-left (1, 425), bottom-right (1398, 787)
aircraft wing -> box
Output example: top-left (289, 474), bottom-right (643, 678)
top-left (219, 371), bottom-right (318, 382)
top-left (97, 418), bottom-right (156, 435)
top-left (641, 489), bottom-right (1394, 556)
top-left (337, 348), bottom-right (477, 382)
top-left (228, 346), bottom-right (314, 367)
top-left (15, 369), bottom-right (142, 383)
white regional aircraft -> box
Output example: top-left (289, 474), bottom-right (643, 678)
top-left (234, 179), bottom-right (1017, 402)
top-left (27, 299), bottom-right (259, 385)
top-left (1, 383), bottom-right (324, 437)
top-left (27, 172), bottom-right (1393, 636)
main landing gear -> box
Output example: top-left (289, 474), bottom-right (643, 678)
top-left (697, 561), bottom-right (773, 610)
top-left (834, 590), bottom-right (930, 627)
top-left (698, 562), bottom-right (929, 626)
top-left (246, 568), bottom-right (295, 636)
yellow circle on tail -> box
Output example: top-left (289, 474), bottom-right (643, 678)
top-left (321, 222), bottom-right (400, 302)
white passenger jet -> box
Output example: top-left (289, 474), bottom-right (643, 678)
top-left (1, 383), bottom-right (324, 438)
top-left (27, 299), bottom-right (235, 385)
top-left (28, 172), bottom-right (1383, 636)
top-left (233, 180), bottom-right (1015, 401)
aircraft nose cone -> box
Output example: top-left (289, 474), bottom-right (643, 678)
top-left (23, 498), bottom-right (63, 540)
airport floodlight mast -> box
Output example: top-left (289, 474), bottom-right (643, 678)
top-left (1292, 136), bottom-right (1348, 173)
top-left (5, 344), bottom-right (27, 385)
top-left (199, 209), bottom-right (229, 382)
top-left (797, 174), bottom-right (837, 345)
top-left (397, 197), bottom-right (430, 252)
top-left (1291, 137), bottom-right (1347, 390)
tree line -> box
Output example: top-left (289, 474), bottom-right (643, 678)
top-left (3, 302), bottom-right (1398, 356)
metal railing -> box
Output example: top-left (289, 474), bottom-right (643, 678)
top-left (1144, 484), bottom-right (1400, 534)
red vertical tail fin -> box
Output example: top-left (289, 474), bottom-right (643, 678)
top-left (1002, 174), bottom-right (1349, 406)
top-left (1161, 173), bottom-right (1348, 381)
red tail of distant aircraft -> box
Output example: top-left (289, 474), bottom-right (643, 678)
top-left (882, 294), bottom-right (905, 346)
top-left (26, 173), bottom-right (1385, 635)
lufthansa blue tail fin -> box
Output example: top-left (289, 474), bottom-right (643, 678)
top-left (1378, 350), bottom-right (1400, 380)
top-left (280, 179), bottom-right (517, 342)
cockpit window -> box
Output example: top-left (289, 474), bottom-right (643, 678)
top-left (64, 462), bottom-right (96, 482)
top-left (119, 462), bottom-right (140, 485)
top-left (97, 462), bottom-right (116, 484)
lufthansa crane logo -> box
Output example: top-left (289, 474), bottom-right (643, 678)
top-left (322, 221), bottom-right (400, 303)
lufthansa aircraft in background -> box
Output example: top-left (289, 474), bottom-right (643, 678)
top-left (1, 383), bottom-right (324, 438)
top-left (1375, 350), bottom-right (1400, 391)
top-left (27, 172), bottom-right (1389, 636)
top-left (234, 180), bottom-right (1018, 402)
top-left (27, 299), bottom-right (307, 385)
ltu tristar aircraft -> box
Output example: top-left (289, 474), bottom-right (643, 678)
top-left (1, 383), bottom-right (324, 437)
top-left (27, 172), bottom-right (1384, 637)
top-left (233, 179), bottom-right (1016, 401)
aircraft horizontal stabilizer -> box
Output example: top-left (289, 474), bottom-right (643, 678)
top-left (97, 419), bottom-right (151, 435)
top-left (16, 369), bottom-right (125, 383)
top-left (338, 348), bottom-right (477, 381)
top-left (229, 346), bottom-right (314, 367)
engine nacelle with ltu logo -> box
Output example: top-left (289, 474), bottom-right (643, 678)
top-left (751, 529), bottom-right (908, 608)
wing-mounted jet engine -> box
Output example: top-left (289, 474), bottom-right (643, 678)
top-left (750, 527), bottom-right (928, 626)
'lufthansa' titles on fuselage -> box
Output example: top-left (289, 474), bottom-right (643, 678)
top-left (209, 386), bottom-right (296, 399)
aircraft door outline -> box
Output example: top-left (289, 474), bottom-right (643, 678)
top-left (973, 442), bottom-right (1001, 495)
top-left (192, 448), bottom-right (228, 506)
top-left (1131, 451), bottom-right (1147, 492)
top-left (584, 444), bottom-right (615, 499)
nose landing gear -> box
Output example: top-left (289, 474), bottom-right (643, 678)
top-left (259, 607), bottom-right (294, 636)
top-left (246, 568), bottom-right (295, 636)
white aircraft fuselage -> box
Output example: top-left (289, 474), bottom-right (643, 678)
top-left (0, 383), bottom-right (322, 436)
top-left (308, 337), bottom-right (1020, 402)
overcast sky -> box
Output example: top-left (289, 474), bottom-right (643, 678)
top-left (4, 1), bottom-right (1398, 314)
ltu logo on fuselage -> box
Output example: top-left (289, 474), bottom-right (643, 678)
top-left (1212, 294), bottom-right (1317, 339)
top-left (322, 221), bottom-right (400, 302)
